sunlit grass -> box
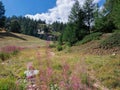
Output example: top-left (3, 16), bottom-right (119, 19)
top-left (0, 32), bottom-right (46, 48)
top-left (85, 55), bottom-right (120, 90)
top-left (0, 42), bottom-right (120, 89)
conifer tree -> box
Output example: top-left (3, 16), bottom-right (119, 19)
top-left (83, 0), bottom-right (96, 33)
top-left (0, 1), bottom-right (5, 28)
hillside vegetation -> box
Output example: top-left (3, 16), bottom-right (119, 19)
top-left (0, 32), bottom-right (120, 90)
top-left (0, 31), bottom-right (46, 48)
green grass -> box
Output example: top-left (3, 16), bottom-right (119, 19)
top-left (0, 32), bottom-right (46, 48)
top-left (0, 32), bottom-right (120, 90)
top-left (0, 46), bottom-right (120, 90)
top-left (100, 32), bottom-right (120, 49)
top-left (86, 55), bottom-right (120, 90)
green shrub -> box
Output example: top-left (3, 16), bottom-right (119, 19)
top-left (100, 32), bottom-right (120, 49)
top-left (49, 43), bottom-right (56, 48)
top-left (0, 46), bottom-right (20, 61)
top-left (63, 45), bottom-right (71, 53)
top-left (77, 32), bottom-right (102, 45)
top-left (50, 84), bottom-right (59, 90)
top-left (0, 78), bottom-right (26, 90)
top-left (114, 29), bottom-right (120, 33)
top-left (57, 45), bottom-right (63, 51)
top-left (53, 64), bottom-right (62, 70)
top-left (0, 53), bottom-right (11, 61)
top-left (103, 78), bottom-right (120, 89)
top-left (0, 78), bottom-right (16, 90)
top-left (12, 50), bottom-right (19, 55)
top-left (81, 73), bottom-right (89, 85)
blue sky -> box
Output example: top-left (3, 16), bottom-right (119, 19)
top-left (99, 0), bottom-right (106, 6)
top-left (1, 0), bottom-right (106, 23)
top-left (2, 0), bottom-right (56, 17)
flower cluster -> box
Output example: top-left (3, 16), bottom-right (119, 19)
top-left (0, 45), bottom-right (23, 53)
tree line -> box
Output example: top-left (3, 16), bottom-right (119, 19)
top-left (5, 16), bottom-right (45, 37)
top-left (58, 0), bottom-right (120, 46)
top-left (0, 0), bottom-right (120, 42)
top-left (0, 1), bottom-right (66, 39)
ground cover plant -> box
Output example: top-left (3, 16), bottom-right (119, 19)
top-left (0, 40), bottom-right (119, 90)
top-left (100, 32), bottom-right (120, 49)
top-left (0, 33), bottom-right (119, 90)
top-left (0, 46), bottom-right (23, 61)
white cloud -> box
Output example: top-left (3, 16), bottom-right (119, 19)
top-left (93, 0), bottom-right (101, 3)
top-left (99, 5), bottom-right (105, 12)
top-left (25, 0), bottom-right (101, 24)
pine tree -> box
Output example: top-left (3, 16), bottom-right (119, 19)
top-left (68, 0), bottom-right (80, 23)
top-left (75, 8), bottom-right (88, 40)
top-left (10, 20), bottom-right (21, 33)
top-left (110, 0), bottom-right (120, 29)
top-left (94, 0), bottom-right (118, 32)
top-left (62, 23), bottom-right (77, 46)
top-left (0, 1), bottom-right (5, 28)
top-left (83, 0), bottom-right (96, 33)
top-left (61, 0), bottom-right (88, 45)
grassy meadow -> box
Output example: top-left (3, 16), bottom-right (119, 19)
top-left (0, 32), bottom-right (120, 90)
top-left (0, 32), bottom-right (46, 48)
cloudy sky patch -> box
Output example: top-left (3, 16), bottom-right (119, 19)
top-left (25, 0), bottom-right (103, 24)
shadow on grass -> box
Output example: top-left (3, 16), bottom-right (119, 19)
top-left (0, 32), bottom-right (27, 41)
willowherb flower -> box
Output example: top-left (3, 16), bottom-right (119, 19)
top-left (46, 67), bottom-right (53, 77)
top-left (70, 74), bottom-right (82, 90)
top-left (59, 81), bottom-right (66, 89)
top-left (0, 45), bottom-right (23, 53)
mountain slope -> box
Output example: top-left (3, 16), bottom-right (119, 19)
top-left (0, 31), bottom-right (46, 48)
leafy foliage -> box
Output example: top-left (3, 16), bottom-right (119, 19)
top-left (10, 20), bottom-right (21, 33)
top-left (0, 46), bottom-right (22, 61)
top-left (62, 24), bottom-right (77, 45)
top-left (94, 14), bottom-right (115, 33)
top-left (68, 0), bottom-right (80, 23)
top-left (5, 16), bottom-right (45, 36)
top-left (0, 78), bottom-right (25, 90)
top-left (51, 22), bottom-right (66, 32)
top-left (100, 32), bottom-right (120, 49)
top-left (0, 78), bottom-right (16, 90)
top-left (105, 0), bottom-right (120, 29)
top-left (80, 32), bottom-right (102, 44)
top-left (57, 45), bottom-right (63, 51)
top-left (0, 52), bottom-right (10, 61)
top-left (60, 0), bottom-right (89, 46)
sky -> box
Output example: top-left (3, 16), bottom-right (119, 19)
top-left (1, 0), bottom-right (105, 24)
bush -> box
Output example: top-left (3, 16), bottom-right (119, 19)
top-left (57, 45), bottom-right (63, 51)
top-left (0, 78), bottom-right (16, 90)
top-left (49, 43), bottom-right (56, 48)
top-left (0, 78), bottom-right (26, 90)
top-left (0, 46), bottom-right (22, 61)
top-left (81, 73), bottom-right (89, 85)
top-left (100, 32), bottom-right (120, 49)
top-left (12, 50), bottom-right (19, 55)
top-left (77, 32), bottom-right (102, 45)
top-left (0, 52), bottom-right (10, 61)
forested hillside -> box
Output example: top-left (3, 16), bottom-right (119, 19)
top-left (58, 0), bottom-right (120, 47)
